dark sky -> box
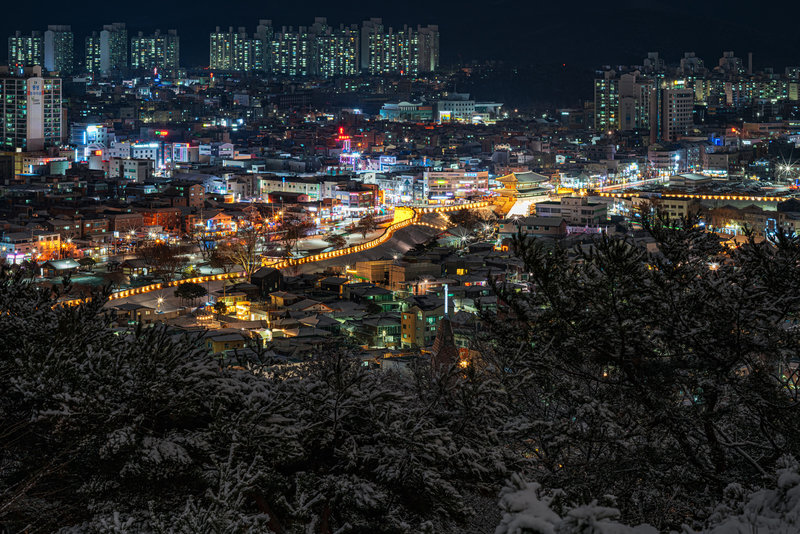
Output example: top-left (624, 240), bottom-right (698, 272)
top-left (4, 0), bottom-right (800, 69)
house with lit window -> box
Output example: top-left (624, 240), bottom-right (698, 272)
top-left (401, 295), bottom-right (445, 348)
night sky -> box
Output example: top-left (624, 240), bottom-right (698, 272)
top-left (4, 1), bottom-right (800, 69)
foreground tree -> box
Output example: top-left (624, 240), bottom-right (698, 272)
top-left (496, 456), bottom-right (800, 534)
top-left (479, 219), bottom-right (800, 528)
top-left (0, 268), bottom-right (506, 532)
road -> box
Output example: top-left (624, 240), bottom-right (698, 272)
top-left (62, 201), bottom-right (491, 306)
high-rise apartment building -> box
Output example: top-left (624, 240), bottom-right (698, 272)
top-left (417, 25), bottom-right (439, 73)
top-left (209, 27), bottom-right (234, 70)
top-left (361, 19), bottom-right (419, 76)
top-left (255, 19), bottom-right (273, 71)
top-left (43, 25), bottom-right (73, 74)
top-left (593, 72), bottom-right (619, 132)
top-left (85, 32), bottom-right (102, 75)
top-left (131, 30), bottom-right (179, 71)
top-left (86, 23), bottom-right (127, 77)
top-left (652, 81), bottom-right (694, 142)
top-left (271, 27), bottom-right (315, 76)
top-left (618, 73), bottom-right (652, 131)
top-left (100, 23), bottom-right (128, 75)
top-left (316, 24), bottom-right (360, 77)
top-left (679, 52), bottom-right (704, 75)
top-left (360, 18), bottom-right (382, 71)
top-left (0, 66), bottom-right (62, 151)
top-left (209, 26), bottom-right (264, 71)
top-left (8, 31), bottom-right (43, 67)
top-left (718, 51), bottom-right (744, 75)
top-left (643, 52), bottom-right (665, 73)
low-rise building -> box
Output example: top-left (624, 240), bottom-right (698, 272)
top-left (533, 196), bottom-right (607, 226)
top-left (498, 217), bottom-right (567, 239)
top-left (401, 295), bottom-right (445, 348)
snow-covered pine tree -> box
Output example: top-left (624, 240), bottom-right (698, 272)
top-left (479, 217), bottom-right (800, 529)
top-left (0, 267), bottom-right (506, 533)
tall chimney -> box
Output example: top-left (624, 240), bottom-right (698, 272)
top-left (748, 52), bottom-right (753, 75)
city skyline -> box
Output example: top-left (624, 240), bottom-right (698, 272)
top-left (2, 1), bottom-right (800, 68)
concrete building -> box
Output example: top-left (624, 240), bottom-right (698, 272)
top-left (533, 196), bottom-right (608, 226)
top-left (401, 295), bottom-right (445, 348)
top-left (131, 30), bottom-right (179, 71)
top-left (379, 101), bottom-right (434, 122)
top-left (498, 217), bottom-right (567, 239)
top-left (209, 26), bottom-right (265, 72)
top-left (84, 32), bottom-right (102, 75)
top-left (680, 52), bottom-right (704, 75)
top-left (594, 72), bottom-right (619, 132)
top-left (424, 169), bottom-right (490, 201)
top-left (100, 23), bottom-right (128, 75)
top-left (8, 31), bottom-right (43, 67)
top-left (361, 18), bottom-right (419, 76)
top-left (618, 72), bottom-right (652, 131)
top-left (647, 144), bottom-right (688, 176)
top-left (270, 26), bottom-right (315, 76)
top-left (108, 158), bottom-right (152, 182)
top-left (43, 25), bottom-right (73, 74)
top-left (0, 67), bottom-right (62, 151)
top-left (659, 83), bottom-right (694, 142)
top-left (316, 24), bottom-right (360, 77)
top-left (417, 24), bottom-right (439, 73)
top-left (0, 230), bottom-right (60, 262)
top-left (86, 23), bottom-right (128, 76)
top-left (436, 93), bottom-right (475, 122)
top-left (718, 51), bottom-right (744, 75)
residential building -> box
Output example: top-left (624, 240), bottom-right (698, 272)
top-left (658, 82), bottom-right (694, 142)
top-left (718, 51), bottom-right (744, 75)
top-left (43, 25), bottom-right (73, 74)
top-left (417, 24), bottom-right (439, 72)
top-left (209, 26), bottom-right (264, 72)
top-left (108, 158), bottom-right (152, 182)
top-left (618, 72), bottom-right (652, 131)
top-left (100, 23), bottom-right (128, 75)
top-left (361, 18), bottom-right (419, 76)
top-left (498, 216), bottom-right (567, 239)
top-left (680, 52), bottom-right (704, 75)
top-left (271, 27), bottom-right (314, 76)
top-left (316, 24), bottom-right (360, 77)
top-left (131, 30), bottom-right (179, 71)
top-left (254, 19), bottom-right (273, 70)
top-left (594, 72), bottom-right (619, 132)
top-left (84, 32), bottom-right (102, 75)
top-left (8, 31), bottom-right (43, 67)
top-left (632, 196), bottom-right (701, 221)
top-left (0, 66), bottom-right (62, 151)
top-left (401, 295), bottom-right (445, 348)
top-left (170, 181), bottom-right (205, 208)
